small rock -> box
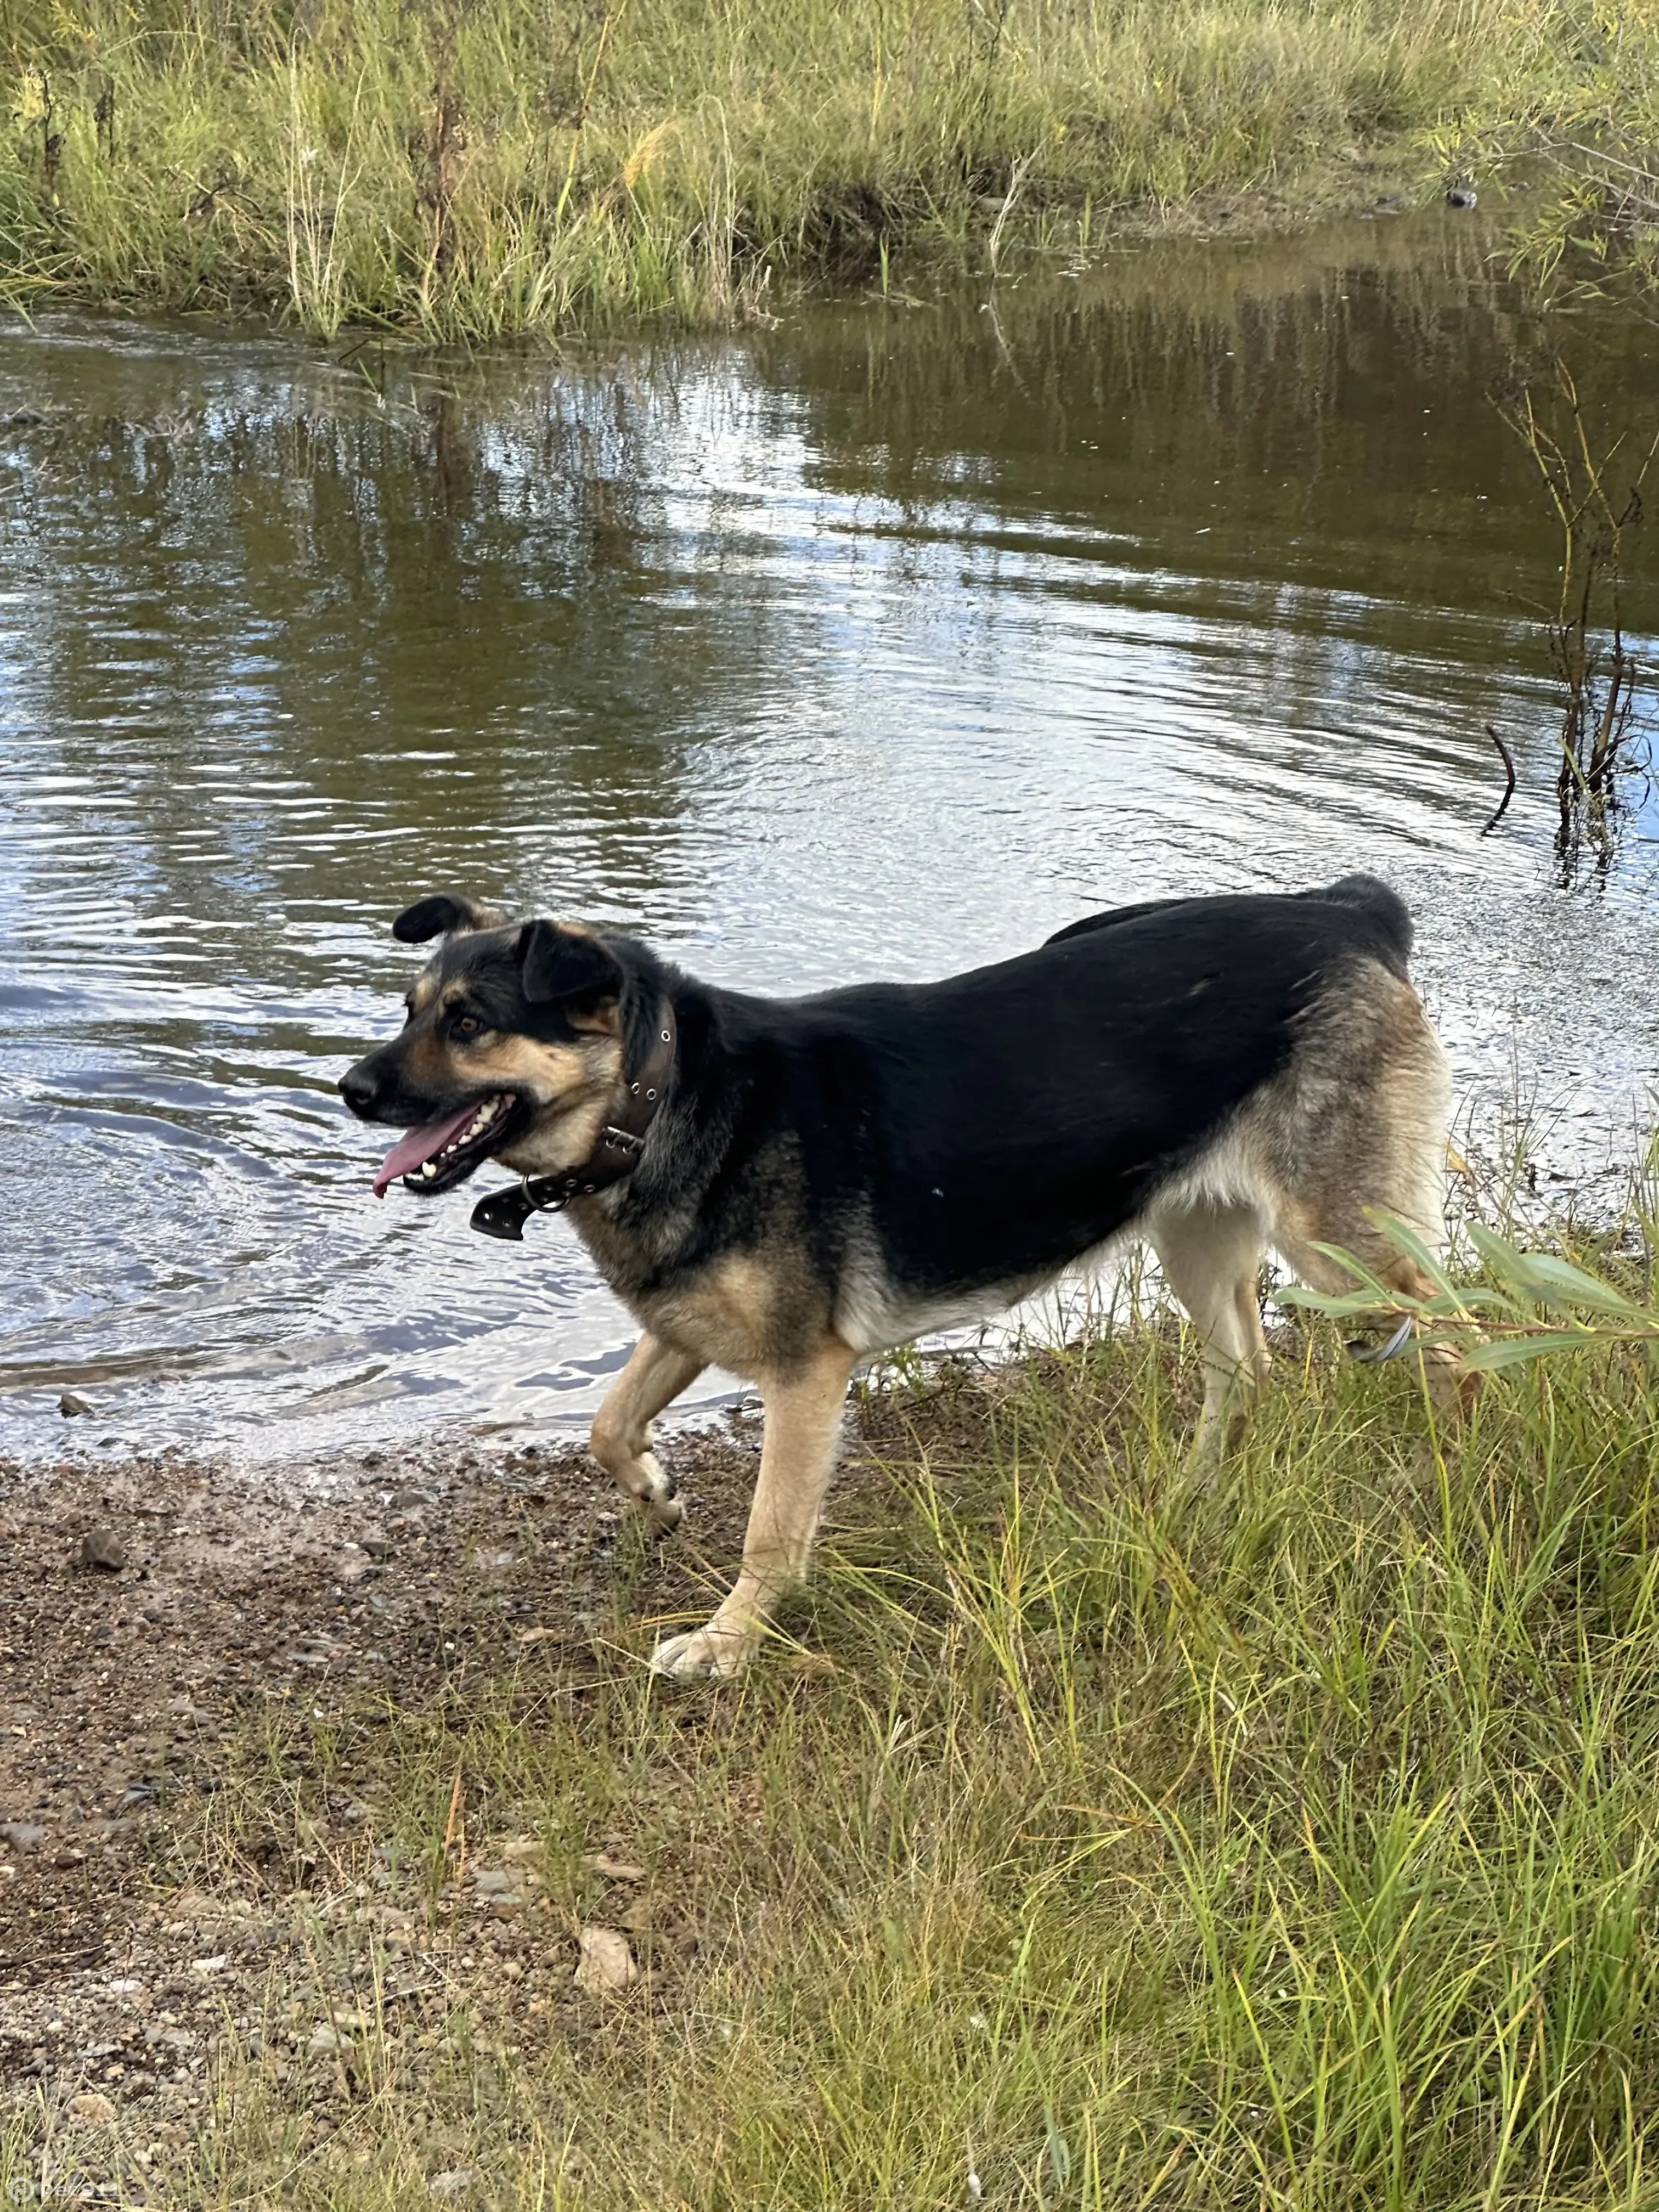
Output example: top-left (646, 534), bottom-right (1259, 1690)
top-left (59, 1393), bottom-right (92, 1417)
top-left (359, 1537), bottom-right (394, 1561)
top-left (1446, 185), bottom-right (1477, 209)
top-left (472, 1866), bottom-right (536, 1912)
top-left (68, 2091), bottom-right (117, 2128)
top-left (80, 1527), bottom-right (126, 1572)
top-left (586, 1852), bottom-right (646, 1882)
top-left (391, 1488), bottom-right (431, 1510)
top-left (573, 1925), bottom-right (637, 1995)
top-left (0, 1821), bottom-right (48, 1853)
top-left (427, 2174), bottom-right (476, 2200)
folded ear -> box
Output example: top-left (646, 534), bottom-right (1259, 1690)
top-left (517, 919), bottom-right (624, 1008)
top-left (392, 893), bottom-right (506, 944)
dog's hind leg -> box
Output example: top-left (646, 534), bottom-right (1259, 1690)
top-left (1268, 1011), bottom-right (1477, 1426)
top-left (1148, 1200), bottom-right (1271, 1462)
top-left (591, 1332), bottom-right (706, 1534)
top-left (650, 1336), bottom-right (858, 1681)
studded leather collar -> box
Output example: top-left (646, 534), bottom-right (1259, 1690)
top-left (469, 1000), bottom-right (677, 1242)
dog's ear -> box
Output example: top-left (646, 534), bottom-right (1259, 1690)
top-left (392, 893), bottom-right (505, 944)
top-left (516, 920), bottom-right (624, 1015)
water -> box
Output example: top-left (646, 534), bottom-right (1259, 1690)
top-left (3, 209), bottom-right (1657, 1459)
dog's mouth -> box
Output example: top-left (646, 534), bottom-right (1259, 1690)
top-left (372, 1093), bottom-right (526, 1199)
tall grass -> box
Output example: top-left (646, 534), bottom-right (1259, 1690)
top-left (2, 0), bottom-right (1658, 338)
top-left (15, 1216), bottom-right (1659, 2205)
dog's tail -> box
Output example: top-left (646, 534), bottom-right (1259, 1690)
top-left (1300, 873), bottom-right (1414, 970)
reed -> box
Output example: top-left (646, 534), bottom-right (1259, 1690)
top-left (1, 0), bottom-right (1657, 338)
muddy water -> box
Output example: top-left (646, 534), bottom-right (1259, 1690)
top-left (3, 210), bottom-right (1657, 1458)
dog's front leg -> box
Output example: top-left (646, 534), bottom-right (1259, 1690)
top-left (650, 1337), bottom-right (857, 1680)
top-left (590, 1331), bottom-right (706, 1533)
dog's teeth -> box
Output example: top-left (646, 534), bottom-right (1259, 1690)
top-left (420, 1163), bottom-right (437, 1178)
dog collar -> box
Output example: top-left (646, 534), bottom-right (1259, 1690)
top-left (469, 1001), bottom-right (678, 1243)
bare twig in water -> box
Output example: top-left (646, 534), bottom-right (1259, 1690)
top-left (1480, 723), bottom-right (1517, 835)
top-left (1493, 363), bottom-right (1658, 881)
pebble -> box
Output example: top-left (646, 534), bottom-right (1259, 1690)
top-left (572, 1925), bottom-right (636, 1995)
top-left (58, 1393), bottom-right (92, 1417)
top-left (80, 1527), bottom-right (126, 1572)
top-left (472, 1866), bottom-right (537, 1914)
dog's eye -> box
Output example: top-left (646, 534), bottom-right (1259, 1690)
top-left (453, 1014), bottom-right (485, 1039)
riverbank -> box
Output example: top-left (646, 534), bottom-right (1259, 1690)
top-left (2, 0), bottom-right (1656, 340)
top-left (8, 1213), bottom-right (1659, 2206)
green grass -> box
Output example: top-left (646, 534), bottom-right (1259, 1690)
top-left (2, 0), bottom-right (1659, 338)
top-left (15, 1232), bottom-right (1659, 2207)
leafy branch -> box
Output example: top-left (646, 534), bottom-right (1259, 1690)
top-left (1280, 1211), bottom-right (1658, 1374)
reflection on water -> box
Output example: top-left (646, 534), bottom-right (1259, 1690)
top-left (2, 210), bottom-right (1656, 1457)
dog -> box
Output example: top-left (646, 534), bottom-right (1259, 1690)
top-left (339, 874), bottom-right (1469, 1678)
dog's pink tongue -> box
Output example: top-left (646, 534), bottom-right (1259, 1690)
top-left (373, 1103), bottom-right (481, 1199)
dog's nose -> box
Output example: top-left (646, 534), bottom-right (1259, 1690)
top-left (338, 1060), bottom-right (380, 1118)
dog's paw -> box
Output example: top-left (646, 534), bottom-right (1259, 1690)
top-left (632, 1455), bottom-right (684, 1536)
top-left (648, 1622), bottom-right (755, 1681)
top-left (637, 1485), bottom-right (685, 1536)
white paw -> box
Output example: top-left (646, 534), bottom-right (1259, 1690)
top-left (634, 1454), bottom-right (684, 1535)
top-left (638, 1486), bottom-right (684, 1536)
top-left (648, 1622), bottom-right (755, 1680)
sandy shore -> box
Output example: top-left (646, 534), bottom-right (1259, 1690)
top-left (0, 1408), bottom-right (787, 2187)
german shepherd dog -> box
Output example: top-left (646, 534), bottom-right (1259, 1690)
top-left (340, 875), bottom-right (1469, 1679)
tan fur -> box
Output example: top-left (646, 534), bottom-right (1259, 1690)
top-left (1144, 973), bottom-right (1476, 1443)
top-left (629, 1252), bottom-right (830, 1381)
top-left (482, 1034), bottom-right (623, 1177)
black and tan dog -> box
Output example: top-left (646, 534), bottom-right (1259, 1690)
top-left (340, 876), bottom-right (1469, 1678)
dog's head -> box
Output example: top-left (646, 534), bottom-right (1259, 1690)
top-left (339, 893), bottom-right (644, 1199)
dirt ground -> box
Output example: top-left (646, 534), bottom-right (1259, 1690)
top-left (0, 1409), bottom-right (792, 2197)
